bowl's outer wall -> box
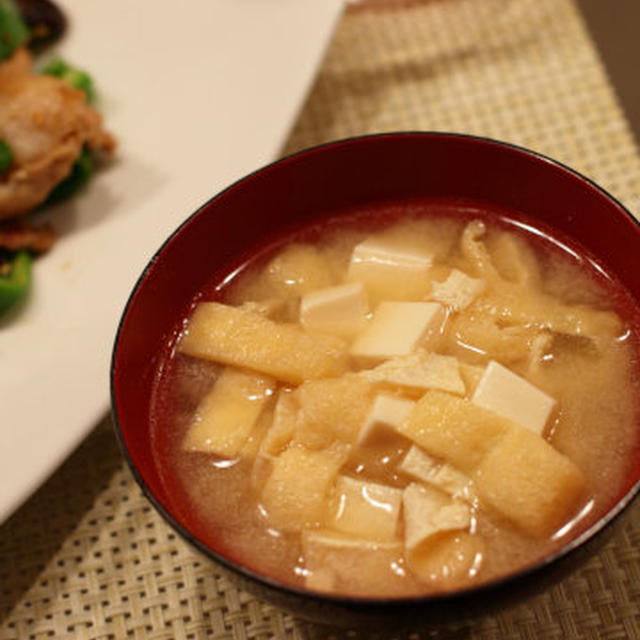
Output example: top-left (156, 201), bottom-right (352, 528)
top-left (112, 133), bottom-right (640, 620)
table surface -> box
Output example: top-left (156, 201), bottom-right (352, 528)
top-left (3, 1), bottom-right (640, 638)
top-left (577, 0), bottom-right (640, 146)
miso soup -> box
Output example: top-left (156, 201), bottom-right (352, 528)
top-left (150, 199), bottom-right (640, 598)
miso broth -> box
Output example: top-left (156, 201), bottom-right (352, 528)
top-left (151, 200), bottom-right (640, 598)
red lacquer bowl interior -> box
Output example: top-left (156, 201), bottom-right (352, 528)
top-left (111, 132), bottom-right (640, 619)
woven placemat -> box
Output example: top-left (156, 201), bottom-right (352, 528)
top-left (3, 0), bottom-right (640, 638)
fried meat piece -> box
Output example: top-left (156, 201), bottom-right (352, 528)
top-left (0, 220), bottom-right (56, 252)
top-left (0, 48), bottom-right (115, 220)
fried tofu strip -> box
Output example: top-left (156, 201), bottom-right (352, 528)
top-left (179, 302), bottom-right (348, 384)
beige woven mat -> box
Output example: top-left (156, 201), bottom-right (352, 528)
top-left (3, 0), bottom-right (640, 638)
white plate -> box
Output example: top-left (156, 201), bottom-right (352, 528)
top-left (0, 0), bottom-right (344, 522)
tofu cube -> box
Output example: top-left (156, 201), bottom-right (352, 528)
top-left (300, 282), bottom-right (368, 339)
top-left (350, 302), bottom-right (445, 363)
top-left (183, 367), bottom-right (275, 457)
top-left (261, 444), bottom-right (348, 531)
top-left (358, 394), bottom-right (415, 446)
top-left (347, 237), bottom-right (433, 302)
top-left (179, 302), bottom-right (348, 384)
top-left (429, 269), bottom-right (485, 311)
top-left (360, 351), bottom-right (465, 396)
top-left (330, 475), bottom-right (403, 542)
top-left (473, 427), bottom-right (586, 537)
top-left (399, 390), bottom-right (511, 474)
top-left (302, 530), bottom-right (405, 595)
top-left (403, 483), bottom-right (471, 552)
top-left (472, 360), bottom-right (556, 435)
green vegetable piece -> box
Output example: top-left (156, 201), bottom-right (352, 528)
top-left (0, 139), bottom-right (13, 172)
top-left (65, 68), bottom-right (94, 103)
top-left (46, 147), bottom-right (94, 204)
top-left (41, 55), bottom-right (67, 76)
top-left (42, 56), bottom-right (95, 103)
top-left (0, 0), bottom-right (29, 61)
top-left (0, 250), bottom-right (31, 313)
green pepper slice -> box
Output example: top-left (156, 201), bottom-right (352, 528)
top-left (0, 0), bottom-right (29, 61)
top-left (0, 139), bottom-right (13, 172)
top-left (0, 250), bottom-right (31, 313)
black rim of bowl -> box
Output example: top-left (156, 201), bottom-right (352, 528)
top-left (110, 131), bottom-right (640, 610)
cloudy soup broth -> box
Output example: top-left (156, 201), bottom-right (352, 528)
top-left (151, 200), bottom-right (640, 598)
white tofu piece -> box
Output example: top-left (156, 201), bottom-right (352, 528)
top-left (403, 483), bottom-right (471, 552)
top-left (302, 530), bottom-right (404, 594)
top-left (183, 368), bottom-right (275, 457)
top-left (429, 269), bottom-right (485, 310)
top-left (330, 475), bottom-right (403, 541)
top-left (399, 446), bottom-right (475, 502)
top-left (359, 350), bottom-right (465, 396)
top-left (358, 394), bottom-right (415, 445)
top-left (300, 282), bottom-right (368, 339)
top-left (472, 360), bottom-right (556, 435)
top-left (347, 237), bottom-right (434, 302)
top-left (350, 302), bottom-right (445, 363)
